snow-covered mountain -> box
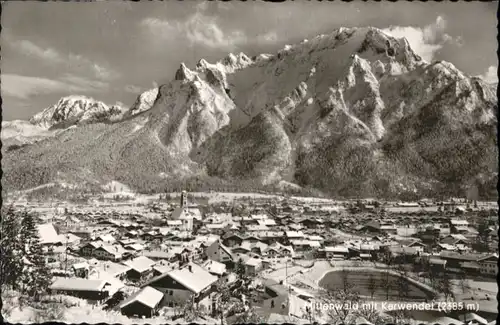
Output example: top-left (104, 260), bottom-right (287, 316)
top-left (29, 95), bottom-right (127, 129)
top-left (3, 27), bottom-right (497, 199)
top-left (123, 88), bottom-right (159, 119)
top-left (1, 120), bottom-right (56, 148)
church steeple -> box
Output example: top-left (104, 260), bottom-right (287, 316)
top-left (181, 190), bottom-right (188, 208)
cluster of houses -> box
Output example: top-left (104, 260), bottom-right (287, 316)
top-left (31, 192), bottom-right (498, 321)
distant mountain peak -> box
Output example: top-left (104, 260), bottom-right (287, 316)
top-left (29, 95), bottom-right (125, 129)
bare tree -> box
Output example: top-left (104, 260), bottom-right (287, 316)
top-left (233, 303), bottom-right (265, 324)
top-left (321, 272), bottom-right (361, 324)
top-left (391, 308), bottom-right (413, 325)
top-left (213, 280), bottom-right (234, 325)
top-left (367, 273), bottom-right (377, 299)
top-left (395, 264), bottom-right (410, 301)
top-left (380, 269), bottom-right (393, 300)
top-left (436, 270), bottom-right (454, 301)
top-left (458, 273), bottom-right (470, 295)
top-left (356, 304), bottom-right (389, 325)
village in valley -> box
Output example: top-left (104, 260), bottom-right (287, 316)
top-left (1, 190), bottom-right (498, 325)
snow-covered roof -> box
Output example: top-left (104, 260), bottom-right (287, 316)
top-left (94, 261), bottom-right (131, 277)
top-left (37, 223), bottom-right (61, 245)
top-left (143, 250), bottom-right (173, 260)
top-left (72, 262), bottom-right (89, 270)
top-left (50, 278), bottom-right (108, 292)
top-left (119, 286), bottom-right (164, 310)
top-left (125, 243), bottom-right (145, 251)
top-left (245, 257), bottom-right (263, 267)
top-left (171, 207), bottom-right (202, 220)
top-left (324, 246), bottom-right (349, 253)
top-left (123, 256), bottom-right (155, 273)
top-left (286, 231), bottom-right (305, 238)
top-left (88, 270), bottom-right (125, 291)
top-left (161, 262), bottom-right (218, 294)
top-left (202, 260), bottom-right (226, 276)
top-left (58, 233), bottom-right (81, 244)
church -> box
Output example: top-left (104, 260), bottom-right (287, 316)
top-left (169, 191), bottom-right (202, 233)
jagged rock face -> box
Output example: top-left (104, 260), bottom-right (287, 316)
top-left (3, 27), bottom-right (498, 199)
top-left (29, 96), bottom-right (125, 129)
top-left (124, 88), bottom-right (159, 119)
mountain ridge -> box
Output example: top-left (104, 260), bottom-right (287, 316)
top-left (2, 26), bottom-right (497, 199)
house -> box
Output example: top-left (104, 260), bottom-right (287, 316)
top-left (396, 239), bottom-right (427, 253)
top-left (221, 233), bottom-right (245, 247)
top-left (49, 277), bottom-right (111, 301)
top-left (144, 262), bottom-right (218, 308)
top-left (37, 223), bottom-right (62, 246)
top-left (92, 261), bottom-right (131, 280)
top-left (204, 240), bottom-right (234, 264)
top-left (166, 220), bottom-right (183, 228)
top-left (428, 257), bottom-right (447, 272)
top-left (323, 246), bottom-right (349, 260)
top-left (459, 261), bottom-right (481, 275)
top-left (257, 219), bottom-right (277, 227)
top-left (58, 233), bottom-right (81, 246)
top-left (359, 221), bottom-right (381, 233)
top-left (118, 238), bottom-right (137, 246)
top-left (285, 231), bottom-right (306, 240)
top-left (93, 244), bottom-right (127, 261)
top-left (380, 224), bottom-right (397, 235)
top-left (298, 218), bottom-right (322, 229)
top-left (441, 234), bottom-right (469, 246)
top-left (477, 254), bottom-right (498, 277)
top-left (450, 219), bottom-right (469, 233)
top-left (98, 234), bottom-right (116, 243)
top-left (263, 243), bottom-right (294, 258)
top-left (123, 230), bottom-right (139, 238)
top-left (142, 250), bottom-right (174, 261)
top-left (438, 252), bottom-right (485, 270)
top-left (72, 262), bottom-right (90, 278)
top-left (88, 270), bottom-right (125, 297)
top-left (119, 286), bottom-right (164, 318)
top-left (238, 241), bottom-right (269, 255)
top-left (247, 224), bottom-right (270, 232)
top-left (244, 257), bottom-right (263, 276)
top-left (124, 243), bottom-right (145, 252)
top-left (152, 261), bottom-right (175, 277)
top-left (202, 259), bottom-right (227, 277)
top-left (124, 256), bottom-right (156, 281)
top-left (256, 231), bottom-right (286, 245)
top-left (80, 241), bottom-right (104, 257)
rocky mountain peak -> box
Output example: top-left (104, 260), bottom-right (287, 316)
top-left (5, 26), bottom-right (497, 200)
top-left (29, 95), bottom-right (121, 129)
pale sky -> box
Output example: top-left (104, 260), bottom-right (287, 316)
top-left (1, 1), bottom-right (497, 121)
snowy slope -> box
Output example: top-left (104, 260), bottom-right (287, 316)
top-left (29, 96), bottom-right (126, 129)
top-left (3, 27), bottom-right (497, 199)
top-left (123, 88), bottom-right (159, 119)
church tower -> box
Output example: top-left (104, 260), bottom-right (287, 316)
top-left (180, 190), bottom-right (188, 208)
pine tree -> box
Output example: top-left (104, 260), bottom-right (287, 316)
top-left (0, 207), bottom-right (24, 289)
top-left (19, 210), bottom-right (52, 301)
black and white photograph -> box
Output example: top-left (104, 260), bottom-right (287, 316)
top-left (1, 1), bottom-right (498, 324)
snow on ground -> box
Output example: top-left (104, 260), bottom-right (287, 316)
top-left (1, 120), bottom-right (54, 139)
top-left (102, 181), bottom-right (133, 193)
top-left (126, 118), bottom-right (149, 136)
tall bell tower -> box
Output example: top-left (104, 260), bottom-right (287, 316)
top-left (180, 190), bottom-right (188, 208)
